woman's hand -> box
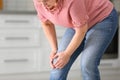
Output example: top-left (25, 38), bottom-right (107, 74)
top-left (49, 50), bottom-right (57, 69)
top-left (53, 51), bottom-right (71, 69)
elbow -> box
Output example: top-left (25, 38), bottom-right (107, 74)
top-left (74, 23), bottom-right (88, 35)
top-left (41, 20), bottom-right (54, 27)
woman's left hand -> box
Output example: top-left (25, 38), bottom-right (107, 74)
top-left (53, 51), bottom-right (71, 69)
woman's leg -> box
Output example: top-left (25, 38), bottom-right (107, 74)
top-left (50, 28), bottom-right (85, 80)
top-left (80, 8), bottom-right (118, 80)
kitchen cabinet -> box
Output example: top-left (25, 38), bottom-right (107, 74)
top-left (0, 14), bottom-right (38, 27)
top-left (0, 28), bottom-right (41, 48)
top-left (0, 48), bottom-right (41, 74)
top-left (0, 14), bottom-right (43, 74)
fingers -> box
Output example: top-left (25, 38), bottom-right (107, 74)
top-left (53, 54), bottom-right (58, 59)
top-left (49, 55), bottom-right (55, 68)
top-left (54, 58), bottom-right (65, 69)
top-left (55, 61), bottom-right (64, 68)
top-left (49, 52), bottom-right (70, 69)
top-left (50, 59), bottom-right (55, 68)
top-left (49, 53), bottom-right (57, 69)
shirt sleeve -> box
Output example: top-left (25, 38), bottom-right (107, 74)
top-left (33, 0), bottom-right (47, 22)
top-left (69, 0), bottom-right (89, 28)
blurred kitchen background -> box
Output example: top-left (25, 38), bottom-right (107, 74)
top-left (0, 0), bottom-right (120, 80)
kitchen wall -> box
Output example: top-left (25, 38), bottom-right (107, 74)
top-left (113, 0), bottom-right (120, 12)
top-left (3, 0), bottom-right (35, 12)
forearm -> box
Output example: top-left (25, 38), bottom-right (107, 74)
top-left (41, 21), bottom-right (58, 52)
top-left (65, 24), bottom-right (88, 57)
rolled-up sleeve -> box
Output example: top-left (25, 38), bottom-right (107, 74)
top-left (37, 11), bottom-right (47, 22)
top-left (69, 0), bottom-right (89, 28)
top-left (33, 0), bottom-right (47, 22)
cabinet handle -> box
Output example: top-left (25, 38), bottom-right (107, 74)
top-left (5, 20), bottom-right (29, 24)
top-left (5, 37), bottom-right (29, 41)
top-left (4, 59), bottom-right (29, 63)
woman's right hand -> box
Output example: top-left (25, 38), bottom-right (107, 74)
top-left (49, 50), bottom-right (57, 68)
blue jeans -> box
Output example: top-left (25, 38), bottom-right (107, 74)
top-left (50, 8), bottom-right (118, 80)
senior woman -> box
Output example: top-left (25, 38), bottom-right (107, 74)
top-left (33, 0), bottom-right (118, 80)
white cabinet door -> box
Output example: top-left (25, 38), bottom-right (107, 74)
top-left (0, 48), bottom-right (42, 74)
top-left (0, 14), bottom-right (39, 28)
top-left (0, 14), bottom-right (43, 74)
top-left (0, 28), bottom-right (41, 48)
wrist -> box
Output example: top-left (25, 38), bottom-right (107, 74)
top-left (64, 50), bottom-right (72, 57)
top-left (51, 49), bottom-right (57, 53)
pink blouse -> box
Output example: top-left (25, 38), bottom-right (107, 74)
top-left (33, 0), bottom-right (113, 29)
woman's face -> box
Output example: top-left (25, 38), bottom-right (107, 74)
top-left (38, 0), bottom-right (58, 10)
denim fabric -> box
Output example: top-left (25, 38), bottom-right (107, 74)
top-left (50, 8), bottom-right (118, 80)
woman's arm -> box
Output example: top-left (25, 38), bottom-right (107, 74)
top-left (54, 24), bottom-right (88, 68)
top-left (65, 24), bottom-right (88, 56)
top-left (41, 20), bottom-right (58, 68)
top-left (41, 20), bottom-right (58, 52)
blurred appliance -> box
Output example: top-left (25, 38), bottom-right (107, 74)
top-left (0, 0), bottom-right (3, 10)
top-left (103, 30), bottom-right (118, 59)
